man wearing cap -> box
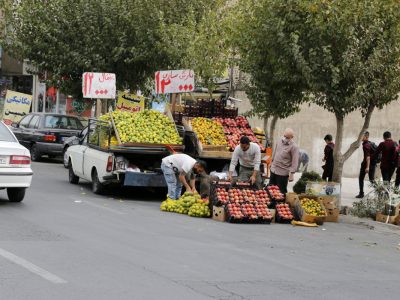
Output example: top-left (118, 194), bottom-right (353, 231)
top-left (161, 153), bottom-right (207, 200)
top-left (228, 136), bottom-right (262, 188)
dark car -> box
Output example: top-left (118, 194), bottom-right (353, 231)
top-left (12, 113), bottom-right (84, 161)
top-left (62, 126), bottom-right (88, 167)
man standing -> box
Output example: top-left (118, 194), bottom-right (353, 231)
top-left (373, 131), bottom-right (397, 182)
top-left (270, 128), bottom-right (299, 194)
top-left (322, 134), bottom-right (335, 181)
top-left (161, 153), bottom-right (207, 200)
top-left (228, 136), bottom-right (262, 188)
top-left (297, 149), bottom-right (309, 172)
top-left (356, 131), bottom-right (376, 198)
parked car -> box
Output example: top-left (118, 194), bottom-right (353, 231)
top-left (62, 127), bottom-right (88, 168)
top-left (0, 121), bottom-right (33, 202)
top-left (11, 113), bottom-right (84, 161)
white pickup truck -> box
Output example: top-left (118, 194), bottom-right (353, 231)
top-left (65, 119), bottom-right (183, 194)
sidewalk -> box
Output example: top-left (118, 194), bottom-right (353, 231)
top-left (287, 173), bottom-right (373, 208)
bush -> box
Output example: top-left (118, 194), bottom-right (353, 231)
top-left (292, 171), bottom-right (322, 194)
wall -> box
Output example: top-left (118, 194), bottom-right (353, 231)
top-left (234, 90), bottom-right (400, 177)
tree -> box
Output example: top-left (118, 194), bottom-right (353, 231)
top-left (229, 0), bottom-right (307, 146)
top-left (266, 0), bottom-right (400, 182)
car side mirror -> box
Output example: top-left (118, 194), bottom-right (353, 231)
top-left (11, 122), bottom-right (19, 128)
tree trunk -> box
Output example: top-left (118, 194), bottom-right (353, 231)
top-left (269, 115), bottom-right (278, 147)
top-left (332, 105), bottom-right (375, 183)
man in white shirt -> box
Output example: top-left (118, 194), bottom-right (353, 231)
top-left (228, 136), bottom-right (262, 188)
top-left (161, 153), bottom-right (207, 200)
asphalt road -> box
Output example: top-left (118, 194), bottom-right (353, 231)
top-left (0, 160), bottom-right (399, 300)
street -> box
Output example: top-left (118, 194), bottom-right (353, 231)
top-left (0, 161), bottom-right (399, 300)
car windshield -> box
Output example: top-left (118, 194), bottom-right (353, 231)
top-left (0, 122), bottom-right (17, 142)
top-left (45, 116), bottom-right (83, 130)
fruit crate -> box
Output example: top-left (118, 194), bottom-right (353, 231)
top-left (275, 203), bottom-right (294, 224)
top-left (294, 195), bottom-right (327, 225)
top-left (266, 185), bottom-right (286, 202)
top-left (210, 181), bottom-right (232, 206)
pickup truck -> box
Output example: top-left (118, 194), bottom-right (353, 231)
top-left (65, 119), bottom-right (183, 194)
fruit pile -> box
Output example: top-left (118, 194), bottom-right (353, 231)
top-left (276, 203), bottom-right (294, 221)
top-left (267, 185), bottom-right (285, 201)
top-left (214, 187), bottom-right (271, 206)
top-left (191, 117), bottom-right (227, 146)
top-left (227, 202), bottom-right (272, 221)
top-left (213, 116), bottom-right (264, 151)
top-left (160, 192), bottom-right (211, 218)
top-left (100, 110), bottom-right (182, 145)
top-left (216, 187), bottom-right (229, 205)
top-left (300, 198), bottom-right (326, 216)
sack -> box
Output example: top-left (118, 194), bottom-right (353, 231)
top-left (369, 141), bottom-right (381, 164)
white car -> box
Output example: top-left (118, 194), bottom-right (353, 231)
top-left (0, 121), bottom-right (33, 202)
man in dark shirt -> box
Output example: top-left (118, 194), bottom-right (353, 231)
top-left (373, 131), bottom-right (397, 182)
top-left (322, 134), bottom-right (334, 181)
top-left (356, 131), bottom-right (376, 198)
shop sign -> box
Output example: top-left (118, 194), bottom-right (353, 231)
top-left (82, 72), bottom-right (116, 99)
top-left (66, 98), bottom-right (92, 117)
top-left (155, 69), bottom-right (195, 94)
top-left (116, 92), bottom-right (145, 113)
top-left (2, 90), bottom-right (32, 125)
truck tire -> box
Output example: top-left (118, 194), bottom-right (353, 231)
top-left (91, 169), bottom-right (104, 194)
top-left (30, 144), bottom-right (41, 161)
top-left (69, 163), bottom-right (79, 184)
top-left (7, 188), bottom-right (26, 202)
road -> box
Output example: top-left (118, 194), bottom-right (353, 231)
top-left (0, 160), bottom-right (399, 300)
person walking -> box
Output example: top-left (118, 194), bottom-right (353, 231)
top-left (356, 131), bottom-right (376, 198)
top-left (161, 153), bottom-right (207, 200)
top-left (228, 136), bottom-right (262, 188)
top-left (297, 149), bottom-right (309, 172)
top-left (373, 131), bottom-right (397, 182)
top-left (322, 134), bottom-right (335, 181)
top-left (269, 128), bottom-right (299, 194)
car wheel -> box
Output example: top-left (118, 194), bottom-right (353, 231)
top-left (63, 146), bottom-right (69, 168)
top-left (91, 169), bottom-right (104, 194)
top-left (7, 188), bottom-right (26, 202)
top-left (68, 163), bottom-right (79, 184)
top-left (30, 144), bottom-right (41, 161)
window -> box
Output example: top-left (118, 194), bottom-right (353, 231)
top-left (28, 115), bottom-right (40, 129)
top-left (0, 122), bottom-right (17, 142)
top-left (19, 115), bottom-right (33, 128)
top-left (44, 116), bottom-right (83, 130)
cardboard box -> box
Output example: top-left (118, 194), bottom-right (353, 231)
top-left (295, 195), bottom-right (326, 225)
top-left (320, 195), bottom-right (339, 222)
top-left (376, 212), bottom-right (398, 225)
top-left (286, 192), bottom-right (299, 207)
top-left (212, 206), bottom-right (226, 222)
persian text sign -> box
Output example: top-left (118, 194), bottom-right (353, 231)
top-left (2, 91), bottom-right (32, 125)
top-left (116, 92), bottom-right (145, 113)
top-left (82, 72), bottom-right (116, 99)
top-left (155, 69), bottom-right (194, 94)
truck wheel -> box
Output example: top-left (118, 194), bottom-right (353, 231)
top-left (69, 163), bottom-right (79, 184)
top-left (30, 144), bottom-right (41, 161)
top-left (63, 146), bottom-right (69, 168)
top-left (91, 169), bottom-right (104, 194)
top-left (7, 188), bottom-right (26, 202)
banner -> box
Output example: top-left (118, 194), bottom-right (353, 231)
top-left (2, 90), bottom-right (32, 125)
top-left (82, 72), bottom-right (116, 99)
top-left (116, 92), bottom-right (144, 113)
top-left (155, 69), bottom-right (195, 94)
top-left (66, 98), bottom-right (92, 118)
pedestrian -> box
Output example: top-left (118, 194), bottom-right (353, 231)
top-left (161, 153), bottom-right (207, 200)
top-left (269, 128), bottom-right (299, 194)
top-left (297, 149), bottom-right (309, 172)
top-left (322, 134), bottom-right (335, 181)
top-left (356, 131), bottom-right (377, 198)
top-left (394, 140), bottom-right (400, 188)
top-left (372, 131), bottom-right (397, 182)
top-left (228, 136), bottom-right (262, 188)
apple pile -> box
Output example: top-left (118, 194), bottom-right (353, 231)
top-left (276, 203), bottom-right (294, 220)
top-left (228, 188), bottom-right (244, 203)
top-left (267, 185), bottom-right (285, 201)
top-left (255, 190), bottom-right (271, 206)
top-left (241, 203), bottom-right (258, 220)
top-left (254, 203), bottom-right (273, 220)
top-left (227, 202), bottom-right (245, 220)
top-left (216, 187), bottom-right (229, 205)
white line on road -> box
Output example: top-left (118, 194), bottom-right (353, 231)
top-left (0, 248), bottom-right (67, 284)
top-left (76, 199), bottom-right (126, 215)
